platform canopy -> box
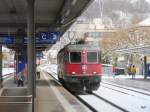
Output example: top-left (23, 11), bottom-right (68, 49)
top-left (116, 45), bottom-right (150, 55)
top-left (0, 0), bottom-right (93, 51)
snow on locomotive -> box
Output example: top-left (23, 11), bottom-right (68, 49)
top-left (57, 44), bottom-right (102, 92)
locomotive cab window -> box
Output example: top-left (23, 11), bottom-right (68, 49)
top-left (87, 52), bottom-right (98, 63)
top-left (70, 52), bottom-right (81, 63)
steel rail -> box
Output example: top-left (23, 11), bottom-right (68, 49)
top-left (92, 93), bottom-right (129, 112)
top-left (102, 81), bottom-right (150, 96)
top-left (46, 70), bottom-right (98, 112)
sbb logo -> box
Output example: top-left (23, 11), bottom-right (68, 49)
top-left (82, 65), bottom-right (87, 71)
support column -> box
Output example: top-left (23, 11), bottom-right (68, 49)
top-left (144, 56), bottom-right (147, 79)
top-left (27, 0), bottom-right (35, 95)
top-left (27, 0), bottom-right (35, 112)
top-left (0, 45), bottom-right (3, 88)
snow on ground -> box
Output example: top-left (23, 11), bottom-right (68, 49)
top-left (102, 81), bottom-right (150, 95)
top-left (101, 83), bottom-right (150, 101)
top-left (2, 68), bottom-right (14, 76)
top-left (40, 64), bottom-right (58, 79)
top-left (2, 68), bottom-right (14, 79)
top-left (102, 74), bottom-right (146, 79)
top-left (94, 86), bottom-right (150, 112)
top-left (40, 64), bottom-right (57, 73)
top-left (79, 95), bottom-right (122, 112)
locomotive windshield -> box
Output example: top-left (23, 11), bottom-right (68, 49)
top-left (70, 52), bottom-right (81, 63)
top-left (87, 52), bottom-right (98, 63)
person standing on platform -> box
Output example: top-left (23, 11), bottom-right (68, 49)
top-left (36, 65), bottom-right (40, 79)
top-left (131, 65), bottom-right (136, 79)
top-left (17, 71), bottom-right (25, 87)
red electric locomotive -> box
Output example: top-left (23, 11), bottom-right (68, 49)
top-left (57, 44), bottom-right (102, 92)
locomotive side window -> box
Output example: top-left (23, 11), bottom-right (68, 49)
top-left (87, 52), bottom-right (98, 63)
top-left (70, 52), bottom-right (81, 63)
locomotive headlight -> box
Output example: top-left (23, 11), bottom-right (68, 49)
top-left (93, 72), bottom-right (97, 74)
top-left (72, 72), bottom-right (76, 74)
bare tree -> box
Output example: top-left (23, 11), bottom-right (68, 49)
top-left (100, 20), bottom-right (150, 65)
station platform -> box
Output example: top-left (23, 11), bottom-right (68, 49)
top-left (102, 75), bottom-right (150, 92)
top-left (0, 72), bottom-right (91, 112)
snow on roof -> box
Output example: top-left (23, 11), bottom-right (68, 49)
top-left (138, 18), bottom-right (150, 27)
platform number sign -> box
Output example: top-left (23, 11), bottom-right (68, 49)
top-left (41, 32), bottom-right (48, 40)
top-left (49, 32), bottom-right (60, 41)
top-left (39, 32), bottom-right (60, 44)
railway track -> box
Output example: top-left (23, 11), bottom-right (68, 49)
top-left (45, 68), bottom-right (150, 112)
top-left (77, 92), bottom-right (128, 112)
top-left (77, 81), bottom-right (150, 112)
top-left (101, 81), bottom-right (150, 96)
top-left (46, 70), bottom-right (129, 112)
top-left (75, 95), bottom-right (98, 112)
top-left (46, 71), bottom-right (97, 112)
top-left (92, 93), bottom-right (128, 112)
top-left (94, 81), bottom-right (150, 112)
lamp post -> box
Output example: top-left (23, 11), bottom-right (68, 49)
top-left (144, 56), bottom-right (147, 79)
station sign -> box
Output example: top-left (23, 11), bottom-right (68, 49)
top-left (0, 31), bottom-right (60, 45)
top-left (0, 36), bottom-right (14, 44)
top-left (38, 32), bottom-right (60, 44)
top-left (24, 32), bottom-right (60, 44)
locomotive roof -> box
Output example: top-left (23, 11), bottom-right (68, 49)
top-left (67, 44), bottom-right (100, 51)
